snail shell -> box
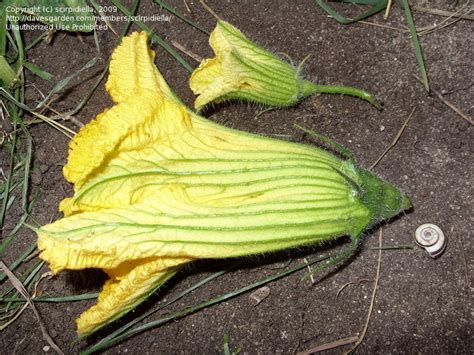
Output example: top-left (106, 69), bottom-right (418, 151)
top-left (414, 224), bottom-right (446, 258)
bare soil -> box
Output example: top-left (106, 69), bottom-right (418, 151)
top-left (1, 0), bottom-right (472, 354)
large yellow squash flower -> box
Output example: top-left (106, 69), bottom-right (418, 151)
top-left (190, 20), bottom-right (379, 111)
top-left (37, 32), bottom-right (409, 336)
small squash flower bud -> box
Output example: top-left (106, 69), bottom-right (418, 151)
top-left (190, 20), bottom-right (379, 111)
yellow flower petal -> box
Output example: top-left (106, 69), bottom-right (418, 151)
top-left (106, 31), bottom-right (180, 105)
top-left (63, 91), bottom-right (190, 194)
top-left (190, 57), bottom-right (231, 110)
top-left (64, 32), bottom-right (187, 191)
top-left (77, 258), bottom-right (188, 335)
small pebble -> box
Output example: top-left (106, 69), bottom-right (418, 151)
top-left (249, 286), bottom-right (270, 305)
top-left (31, 169), bottom-right (43, 185)
top-left (39, 164), bottom-right (50, 173)
top-left (43, 345), bottom-right (50, 352)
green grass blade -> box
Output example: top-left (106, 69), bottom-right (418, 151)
top-left (11, 24), bottom-right (32, 213)
top-left (0, 293), bottom-right (99, 303)
top-left (10, 22), bottom-right (24, 64)
top-left (314, 0), bottom-right (387, 24)
top-left (111, 0), bottom-right (193, 73)
top-left (5, 195), bottom-right (15, 211)
top-left (0, 242), bottom-right (36, 282)
top-left (0, 7), bottom-right (6, 56)
top-left (83, 265), bottom-right (235, 353)
top-left (153, 0), bottom-right (210, 34)
top-left (83, 256), bottom-right (330, 353)
top-left (294, 124), bottom-right (356, 162)
top-left (20, 124), bottom-right (32, 213)
top-left (25, 32), bottom-right (48, 52)
top-left (24, 261), bottom-right (45, 288)
top-left (223, 335), bottom-right (231, 355)
top-left (23, 62), bottom-right (53, 80)
top-left (401, 0), bottom-right (429, 91)
top-left (0, 191), bottom-right (38, 256)
top-left (5, 31), bottom-right (19, 57)
top-left (4, 260), bottom-right (45, 312)
top-left (0, 126), bottom-right (17, 230)
top-left (0, 212), bottom-right (29, 254)
top-left (0, 181), bottom-right (20, 204)
top-left (0, 88), bottom-right (30, 111)
top-left (34, 56), bottom-right (98, 110)
top-left (118, 0), bottom-right (140, 37)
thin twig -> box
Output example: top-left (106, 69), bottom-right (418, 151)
top-left (384, 0), bottom-right (393, 19)
top-left (298, 336), bottom-right (360, 354)
top-left (199, 0), bottom-right (220, 20)
top-left (358, 20), bottom-right (407, 32)
top-left (30, 111), bottom-right (75, 138)
top-left (0, 261), bottom-right (64, 355)
top-left (371, 107), bottom-right (416, 169)
top-left (414, 6), bottom-right (474, 20)
top-left (303, 258), bottom-right (315, 284)
top-left (418, 16), bottom-right (465, 36)
top-left (413, 75), bottom-right (474, 125)
top-left (183, 0), bottom-right (191, 13)
top-left (458, 234), bottom-right (470, 289)
top-left (344, 228), bottom-right (383, 354)
top-left (45, 104), bottom-right (84, 128)
top-left (0, 302), bottom-right (29, 330)
top-left (418, 5), bottom-right (472, 35)
top-left (171, 40), bottom-right (203, 63)
top-left (337, 279), bottom-right (372, 297)
top-left (23, 249), bottom-right (40, 263)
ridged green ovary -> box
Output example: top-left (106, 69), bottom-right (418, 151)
top-left (38, 114), bottom-right (372, 270)
top-left (193, 20), bottom-right (304, 108)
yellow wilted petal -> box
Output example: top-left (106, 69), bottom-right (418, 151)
top-left (63, 90), bottom-right (190, 193)
top-left (106, 31), bottom-right (180, 104)
top-left (77, 258), bottom-right (188, 335)
top-left (190, 57), bottom-right (232, 110)
top-left (64, 32), bottom-right (189, 191)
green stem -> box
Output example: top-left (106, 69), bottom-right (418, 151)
top-left (303, 80), bottom-right (381, 109)
top-left (301, 235), bottom-right (360, 280)
top-left (294, 124), bottom-right (356, 163)
top-left (401, 0), bottom-right (429, 92)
